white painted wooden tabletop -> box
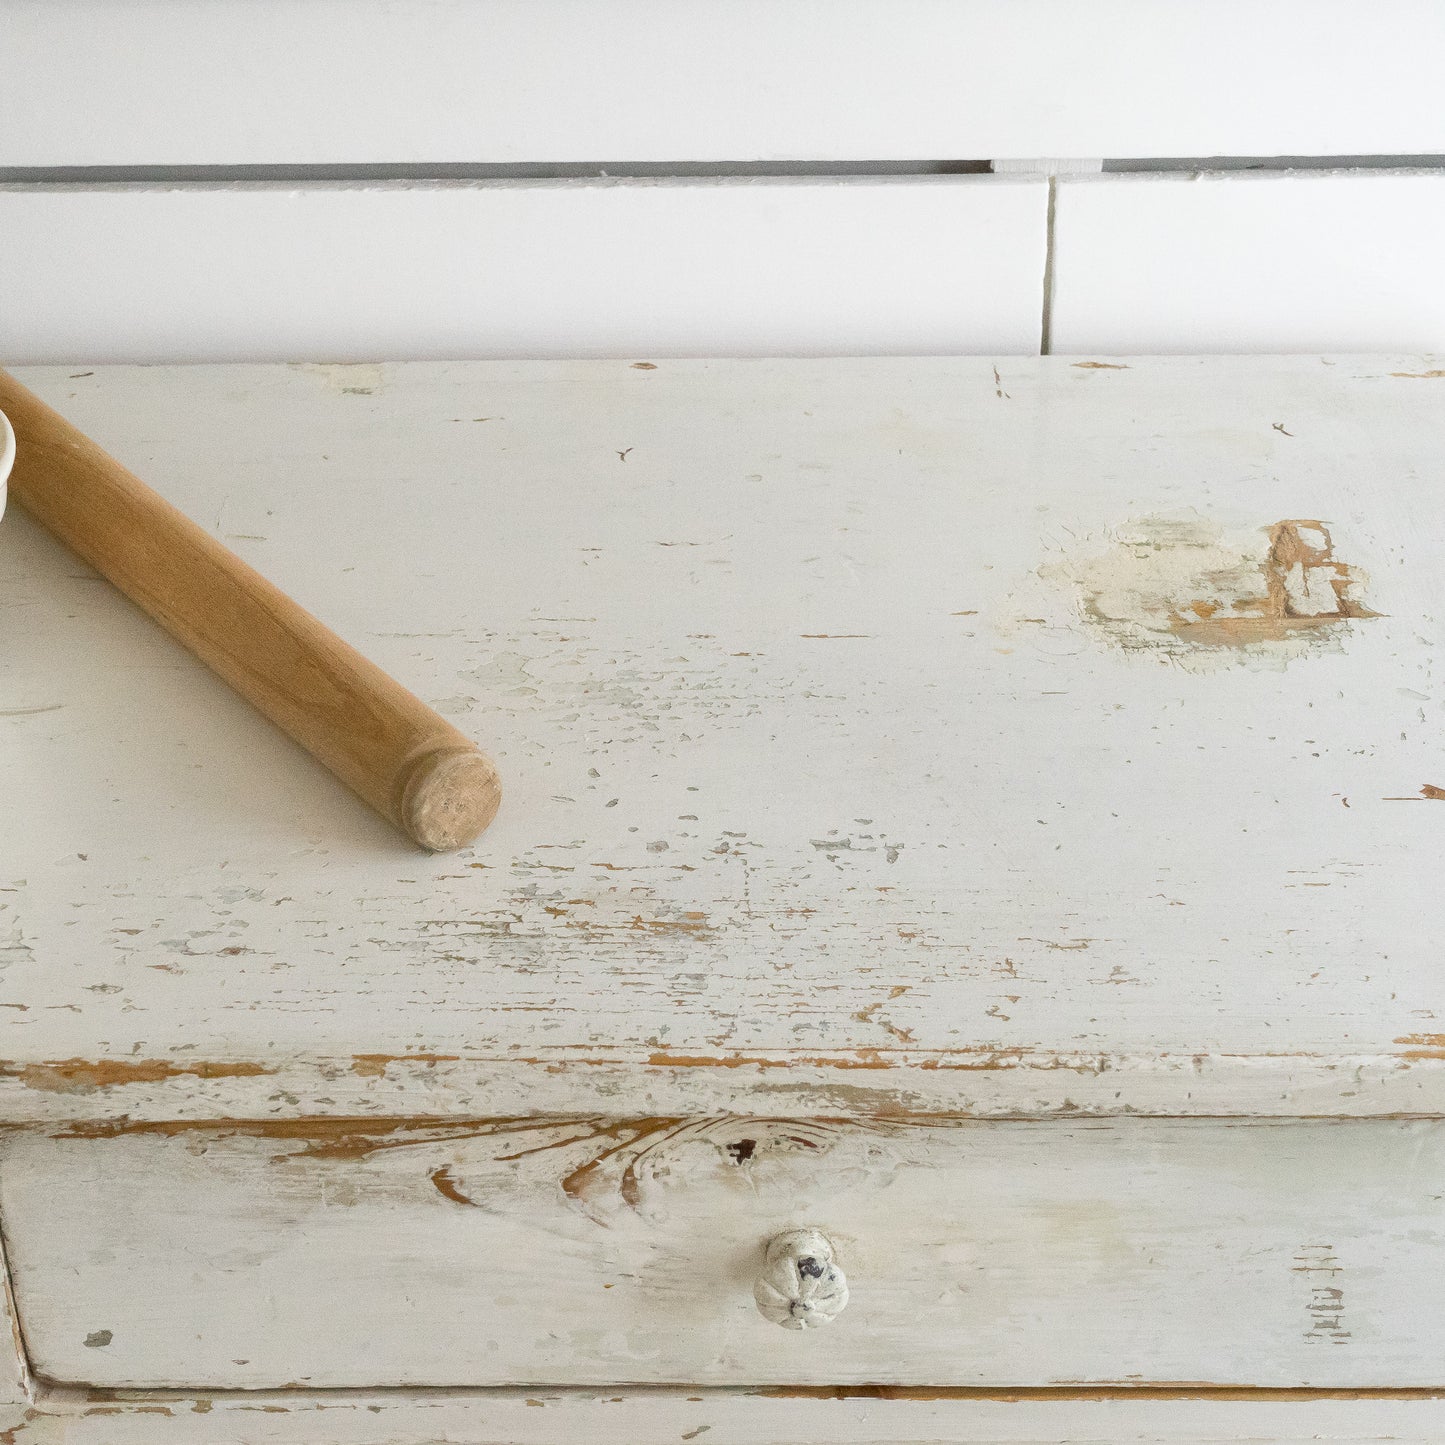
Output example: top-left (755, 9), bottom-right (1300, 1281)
top-left (3, 356), bottom-right (1443, 1122)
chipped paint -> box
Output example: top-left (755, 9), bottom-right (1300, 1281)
top-left (1295, 1245), bottom-right (1351, 1345)
top-left (0, 1059), bottom-right (272, 1094)
top-left (1395, 1034), bottom-right (1445, 1060)
top-left (1036, 512), bottom-right (1378, 666)
top-left (52, 1115), bottom-right (464, 1143)
top-left (351, 1053), bottom-right (460, 1078)
top-left (646, 1052), bottom-right (880, 1071)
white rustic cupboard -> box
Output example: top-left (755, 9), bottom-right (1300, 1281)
top-left (3, 355), bottom-right (1445, 1439)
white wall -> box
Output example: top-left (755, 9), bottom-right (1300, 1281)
top-left (1051, 171), bottom-right (1445, 355)
top-left (3, 0), bottom-right (1444, 361)
top-left (0, 179), bottom-right (1048, 364)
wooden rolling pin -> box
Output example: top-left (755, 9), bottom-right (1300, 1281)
top-left (0, 369), bottom-right (501, 851)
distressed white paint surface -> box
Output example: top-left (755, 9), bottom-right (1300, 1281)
top-left (4, 1118), bottom-right (1443, 1388)
top-left (6, 0), bottom-right (1445, 165)
top-left (8, 1390), bottom-right (1445, 1445)
top-left (1051, 171), bottom-right (1445, 354)
top-left (0, 179), bottom-right (1047, 364)
top-left (3, 356), bottom-right (1445, 1125)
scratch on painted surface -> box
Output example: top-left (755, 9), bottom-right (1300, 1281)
top-left (0, 906), bottom-right (34, 972)
top-left (1294, 1245), bottom-right (1351, 1345)
top-left (1037, 513), bottom-right (1378, 667)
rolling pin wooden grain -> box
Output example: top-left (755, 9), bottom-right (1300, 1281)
top-left (0, 369), bottom-right (501, 851)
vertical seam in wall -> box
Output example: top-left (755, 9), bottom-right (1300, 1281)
top-left (1039, 176), bottom-right (1057, 355)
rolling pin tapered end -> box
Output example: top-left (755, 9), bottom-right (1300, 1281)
top-left (398, 747), bottom-right (503, 852)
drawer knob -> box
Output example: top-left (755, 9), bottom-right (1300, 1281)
top-left (753, 1228), bottom-right (848, 1329)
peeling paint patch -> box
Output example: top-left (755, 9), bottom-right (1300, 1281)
top-left (0, 1058), bottom-right (272, 1093)
top-left (351, 1053), bottom-right (460, 1078)
top-left (1394, 1034), bottom-right (1445, 1060)
top-left (1038, 512), bottom-right (1378, 668)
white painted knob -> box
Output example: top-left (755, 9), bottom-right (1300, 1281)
top-left (753, 1228), bottom-right (848, 1329)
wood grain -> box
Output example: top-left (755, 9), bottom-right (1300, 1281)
top-left (0, 368), bottom-right (500, 850)
top-left (5, 1117), bottom-right (1444, 1388)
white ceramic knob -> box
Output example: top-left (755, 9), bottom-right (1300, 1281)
top-left (753, 1228), bottom-right (848, 1329)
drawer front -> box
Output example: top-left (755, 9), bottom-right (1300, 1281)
top-left (2, 1117), bottom-right (1441, 1389)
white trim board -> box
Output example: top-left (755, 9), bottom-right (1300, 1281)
top-left (1050, 170), bottom-right (1445, 354)
top-left (4, 0), bottom-right (1445, 167)
top-left (0, 177), bottom-right (1048, 364)
top-left (7, 171), bottom-right (1445, 362)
